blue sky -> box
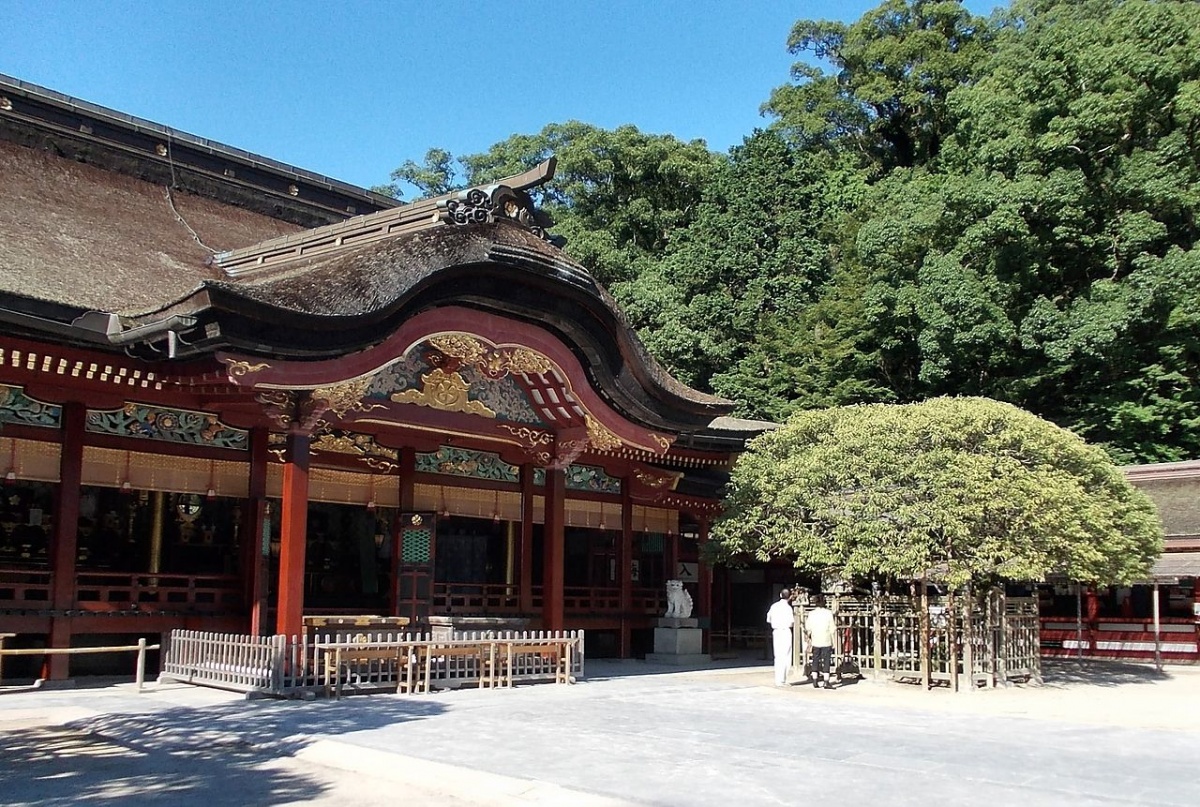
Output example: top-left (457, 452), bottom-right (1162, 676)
top-left (0, 1), bottom-right (998, 193)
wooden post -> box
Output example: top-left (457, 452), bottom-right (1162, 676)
top-left (665, 529), bottom-right (679, 583)
top-left (519, 465), bottom-right (535, 615)
top-left (392, 447), bottom-right (415, 617)
top-left (919, 581), bottom-right (931, 690)
top-left (275, 432), bottom-right (310, 638)
top-left (244, 428), bottom-right (269, 635)
top-left (872, 588), bottom-right (883, 682)
top-left (46, 401), bottom-right (85, 680)
top-left (1075, 584), bottom-right (1084, 659)
top-left (997, 588), bottom-right (1009, 688)
top-left (135, 637), bottom-right (147, 692)
top-left (948, 586), bottom-right (959, 693)
top-left (962, 583), bottom-right (975, 693)
top-left (1152, 583), bottom-right (1162, 673)
top-left (618, 479), bottom-right (633, 657)
top-left (697, 517), bottom-right (712, 654)
top-left (541, 467), bottom-right (565, 632)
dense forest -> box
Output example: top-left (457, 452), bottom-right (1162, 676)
top-left (377, 0), bottom-right (1200, 465)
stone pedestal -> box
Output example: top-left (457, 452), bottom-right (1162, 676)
top-left (645, 617), bottom-right (710, 665)
top-left (427, 615), bottom-right (531, 642)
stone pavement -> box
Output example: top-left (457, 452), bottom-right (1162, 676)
top-left (1, 658), bottom-right (1198, 806)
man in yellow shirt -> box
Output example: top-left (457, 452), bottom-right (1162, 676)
top-left (805, 594), bottom-right (837, 689)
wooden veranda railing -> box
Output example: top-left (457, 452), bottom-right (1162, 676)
top-left (793, 591), bottom-right (1041, 689)
top-left (75, 572), bottom-right (242, 612)
top-left (161, 627), bottom-right (585, 698)
top-left (0, 568), bottom-right (52, 606)
top-left (431, 582), bottom-right (666, 616)
top-left (0, 569), bottom-right (241, 612)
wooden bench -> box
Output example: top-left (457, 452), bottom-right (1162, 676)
top-left (492, 641), bottom-right (573, 688)
top-left (322, 644), bottom-right (424, 699)
top-left (421, 642), bottom-right (499, 691)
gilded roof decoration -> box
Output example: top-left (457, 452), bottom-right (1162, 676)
top-left (391, 368), bottom-right (496, 418)
top-left (224, 359), bottom-right (270, 377)
top-left (311, 429), bottom-right (399, 472)
top-left (367, 339), bottom-right (545, 425)
top-left (312, 374), bottom-right (384, 419)
top-left (256, 390), bottom-right (297, 431)
top-left (0, 384), bottom-right (62, 428)
top-left (633, 468), bottom-right (680, 490)
top-left (86, 403), bottom-right (248, 450)
top-left (585, 415), bottom-right (623, 452)
top-left (496, 424), bottom-right (554, 448)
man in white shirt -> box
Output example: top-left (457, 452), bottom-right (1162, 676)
top-left (766, 588), bottom-right (795, 686)
top-left (805, 594), bottom-right (837, 689)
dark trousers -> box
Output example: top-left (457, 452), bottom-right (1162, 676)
top-left (812, 645), bottom-right (833, 676)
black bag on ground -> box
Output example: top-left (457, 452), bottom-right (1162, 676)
top-left (836, 657), bottom-right (861, 679)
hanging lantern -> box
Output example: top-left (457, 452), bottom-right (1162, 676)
top-left (3, 441), bottom-right (15, 485)
top-left (120, 451), bottom-right (133, 494)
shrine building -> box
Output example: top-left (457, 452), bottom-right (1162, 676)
top-left (0, 75), bottom-right (772, 679)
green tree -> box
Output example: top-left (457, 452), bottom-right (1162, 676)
top-left (372, 148), bottom-right (458, 199)
top-left (378, 122), bottom-right (720, 289)
top-left (765, 0), bottom-right (992, 168)
top-left (711, 397), bottom-right (1162, 588)
top-left (841, 0), bottom-right (1200, 461)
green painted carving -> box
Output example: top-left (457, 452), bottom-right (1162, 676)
top-left (416, 446), bottom-right (519, 483)
top-left (0, 385), bottom-right (62, 428)
top-left (532, 464), bottom-right (621, 494)
top-left (86, 403), bottom-right (248, 450)
top-left (564, 464), bottom-right (621, 494)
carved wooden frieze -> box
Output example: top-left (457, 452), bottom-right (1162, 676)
top-left (0, 384), bottom-right (62, 428)
top-left (86, 402), bottom-right (248, 449)
top-left (311, 429), bottom-right (399, 472)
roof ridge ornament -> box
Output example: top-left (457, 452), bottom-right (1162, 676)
top-left (437, 158), bottom-right (565, 247)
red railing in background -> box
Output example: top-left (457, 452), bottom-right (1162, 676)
top-left (432, 582), bottom-right (522, 615)
top-left (0, 568), bottom-right (52, 607)
top-left (74, 572), bottom-right (243, 613)
top-left (1041, 616), bottom-right (1200, 662)
top-left (430, 583), bottom-right (667, 617)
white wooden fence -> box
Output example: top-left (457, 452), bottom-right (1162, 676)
top-left (161, 628), bottom-right (585, 698)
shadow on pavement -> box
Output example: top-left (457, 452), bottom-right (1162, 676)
top-left (580, 657), bottom-right (768, 681)
top-left (0, 695), bottom-right (446, 806)
top-left (1040, 658), bottom-right (1172, 688)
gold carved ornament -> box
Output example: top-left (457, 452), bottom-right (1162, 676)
top-left (634, 469), bottom-right (679, 490)
top-left (310, 431), bottom-right (399, 461)
top-left (584, 415), bottom-right (623, 452)
top-left (428, 334), bottom-right (487, 365)
top-left (312, 375), bottom-right (383, 419)
top-left (255, 390), bottom-right (296, 430)
top-left (429, 333), bottom-right (553, 378)
top-left (497, 424), bottom-right (554, 448)
top-left (224, 359), bottom-right (270, 378)
top-left (391, 368), bottom-right (496, 418)
top-left (485, 347), bottom-right (553, 377)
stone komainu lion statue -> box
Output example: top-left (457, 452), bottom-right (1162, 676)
top-left (664, 579), bottom-right (693, 619)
